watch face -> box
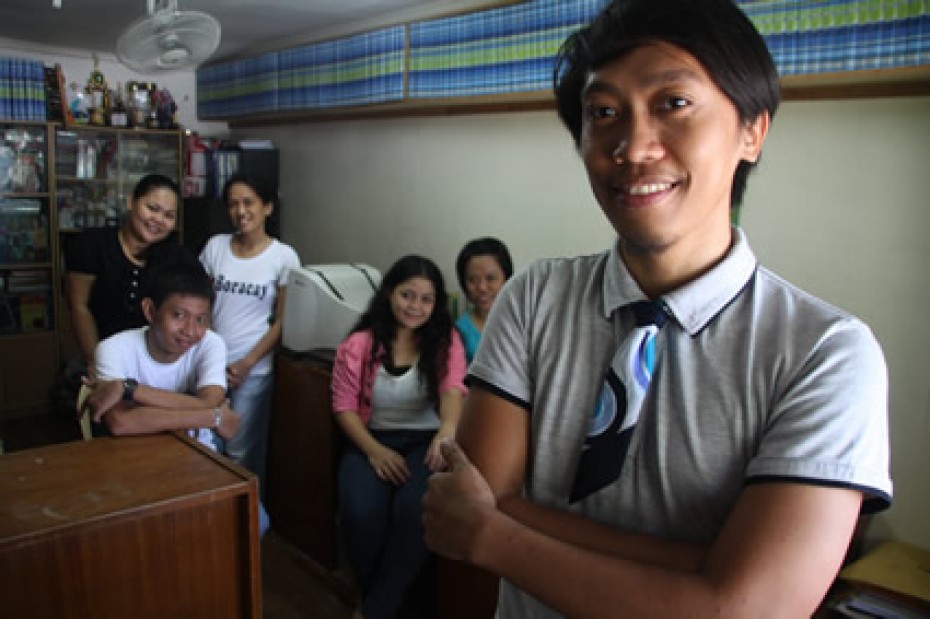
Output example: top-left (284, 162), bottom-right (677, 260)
top-left (122, 378), bottom-right (138, 401)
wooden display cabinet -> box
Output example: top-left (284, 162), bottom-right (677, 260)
top-left (0, 120), bottom-right (58, 419)
top-left (0, 432), bottom-right (261, 618)
top-left (0, 120), bottom-right (184, 419)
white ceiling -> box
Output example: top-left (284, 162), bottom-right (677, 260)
top-left (0, 0), bottom-right (507, 64)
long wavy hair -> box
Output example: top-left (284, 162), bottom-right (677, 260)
top-left (352, 255), bottom-right (452, 406)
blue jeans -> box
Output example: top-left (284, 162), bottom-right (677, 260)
top-left (220, 371), bottom-right (273, 499)
top-left (258, 501), bottom-right (270, 538)
top-left (338, 429), bottom-right (434, 619)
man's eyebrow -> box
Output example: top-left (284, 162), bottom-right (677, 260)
top-left (582, 67), bottom-right (703, 98)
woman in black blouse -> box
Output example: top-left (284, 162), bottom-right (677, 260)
top-left (64, 174), bottom-right (196, 371)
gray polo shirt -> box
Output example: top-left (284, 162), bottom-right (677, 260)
top-left (470, 228), bottom-right (892, 618)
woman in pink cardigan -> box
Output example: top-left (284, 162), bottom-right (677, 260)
top-left (331, 254), bottom-right (467, 619)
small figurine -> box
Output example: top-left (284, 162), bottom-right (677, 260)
top-left (152, 88), bottom-right (178, 129)
top-left (68, 81), bottom-right (89, 125)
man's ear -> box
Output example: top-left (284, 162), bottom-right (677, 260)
top-left (741, 111), bottom-right (770, 163)
top-left (141, 298), bottom-right (155, 323)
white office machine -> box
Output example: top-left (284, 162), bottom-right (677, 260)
top-left (282, 263), bottom-right (381, 353)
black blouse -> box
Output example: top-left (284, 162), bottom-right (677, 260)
top-left (63, 227), bottom-right (197, 340)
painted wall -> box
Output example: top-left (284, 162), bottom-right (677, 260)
top-left (742, 97), bottom-right (930, 549)
top-left (237, 96), bottom-right (930, 549)
top-left (240, 111), bottom-right (614, 279)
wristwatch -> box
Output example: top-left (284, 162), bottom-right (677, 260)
top-left (122, 378), bottom-right (139, 402)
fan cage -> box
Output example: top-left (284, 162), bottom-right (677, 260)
top-left (116, 5), bottom-right (220, 72)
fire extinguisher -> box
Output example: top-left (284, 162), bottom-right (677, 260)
top-left (183, 132), bottom-right (208, 197)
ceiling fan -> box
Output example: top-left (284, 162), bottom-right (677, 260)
top-left (115, 0), bottom-right (221, 73)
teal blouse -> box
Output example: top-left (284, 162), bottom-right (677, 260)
top-left (455, 312), bottom-right (482, 365)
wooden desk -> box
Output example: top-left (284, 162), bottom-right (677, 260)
top-left (266, 350), bottom-right (340, 569)
top-left (0, 432), bottom-right (261, 619)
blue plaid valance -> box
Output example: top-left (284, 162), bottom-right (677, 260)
top-left (195, 0), bottom-right (929, 120)
top-left (741, 0), bottom-right (929, 74)
top-left (407, 0), bottom-right (605, 98)
top-left (197, 51), bottom-right (279, 118)
top-left (277, 27), bottom-right (405, 111)
top-left (198, 27), bottom-right (405, 118)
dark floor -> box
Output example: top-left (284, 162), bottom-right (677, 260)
top-left (261, 529), bottom-right (357, 619)
top-left (0, 411), bottom-right (359, 619)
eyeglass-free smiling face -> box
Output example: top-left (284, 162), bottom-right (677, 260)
top-left (226, 181), bottom-right (272, 236)
top-left (125, 187), bottom-right (178, 246)
top-left (390, 276), bottom-right (436, 333)
top-left (464, 254), bottom-right (507, 317)
top-left (142, 293), bottom-right (212, 363)
top-left (580, 42), bottom-right (767, 268)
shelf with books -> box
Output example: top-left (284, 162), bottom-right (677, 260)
top-left (0, 120), bottom-right (57, 419)
top-left (0, 122), bottom-right (54, 340)
top-left (0, 197), bottom-right (51, 265)
top-left (0, 269), bottom-right (54, 336)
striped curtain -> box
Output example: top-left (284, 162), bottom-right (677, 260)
top-left (194, 0), bottom-right (929, 119)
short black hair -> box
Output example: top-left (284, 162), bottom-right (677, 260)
top-left (146, 261), bottom-right (214, 308)
top-left (222, 172), bottom-right (276, 207)
top-left (133, 173), bottom-right (180, 202)
top-left (455, 237), bottom-right (514, 292)
top-left (554, 0), bottom-right (780, 207)
top-left (221, 172), bottom-right (279, 237)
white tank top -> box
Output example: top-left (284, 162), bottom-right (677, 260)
top-left (368, 364), bottom-right (439, 431)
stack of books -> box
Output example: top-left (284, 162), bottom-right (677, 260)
top-left (0, 57), bottom-right (47, 122)
top-left (0, 269), bottom-right (51, 333)
top-left (830, 541), bottom-right (930, 618)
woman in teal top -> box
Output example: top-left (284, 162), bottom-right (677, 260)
top-left (454, 237), bottom-right (513, 364)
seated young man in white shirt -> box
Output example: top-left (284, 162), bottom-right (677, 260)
top-left (84, 261), bottom-right (239, 448)
top-left (83, 261), bottom-right (274, 536)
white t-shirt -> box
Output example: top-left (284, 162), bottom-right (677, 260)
top-left (95, 326), bottom-right (228, 448)
top-left (200, 234), bottom-right (300, 375)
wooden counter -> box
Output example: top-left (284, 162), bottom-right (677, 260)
top-left (266, 350), bottom-right (340, 569)
top-left (0, 432), bottom-right (261, 619)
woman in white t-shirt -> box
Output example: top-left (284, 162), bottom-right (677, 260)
top-left (199, 173), bottom-right (300, 493)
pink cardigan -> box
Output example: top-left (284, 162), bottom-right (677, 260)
top-left (331, 329), bottom-right (468, 426)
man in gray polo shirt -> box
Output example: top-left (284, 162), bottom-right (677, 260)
top-left (422, 0), bottom-right (892, 618)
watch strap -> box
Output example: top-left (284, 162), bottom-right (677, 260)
top-left (122, 378), bottom-right (138, 402)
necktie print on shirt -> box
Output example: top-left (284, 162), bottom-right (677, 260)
top-left (570, 301), bottom-right (667, 504)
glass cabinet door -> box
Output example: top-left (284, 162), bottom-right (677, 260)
top-left (54, 127), bottom-right (181, 232)
top-left (120, 132), bottom-right (180, 191)
top-left (0, 122), bottom-right (53, 335)
top-left (55, 128), bottom-right (120, 230)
